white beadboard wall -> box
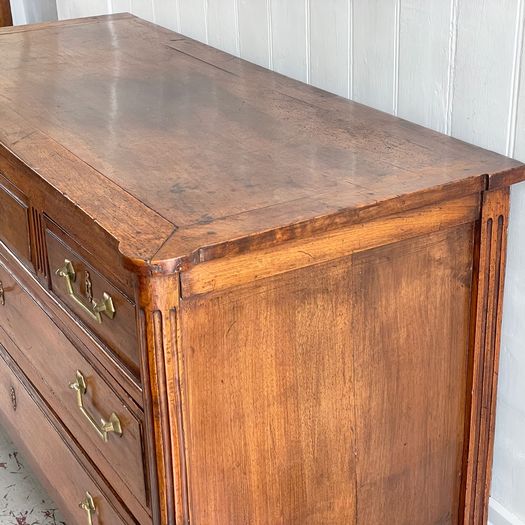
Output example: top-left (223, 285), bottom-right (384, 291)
top-left (9, 0), bottom-right (57, 25)
top-left (51, 1), bottom-right (525, 523)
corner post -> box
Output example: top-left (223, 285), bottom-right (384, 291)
top-left (137, 272), bottom-right (188, 525)
top-left (464, 187), bottom-right (510, 524)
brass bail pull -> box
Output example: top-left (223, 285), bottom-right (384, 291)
top-left (69, 370), bottom-right (123, 442)
top-left (55, 259), bottom-right (116, 324)
top-left (79, 492), bottom-right (96, 525)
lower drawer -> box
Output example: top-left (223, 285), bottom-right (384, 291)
top-left (0, 256), bottom-right (150, 518)
top-left (0, 343), bottom-right (134, 525)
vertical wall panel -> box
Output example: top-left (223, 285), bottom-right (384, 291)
top-left (13, 0), bottom-right (57, 24)
top-left (491, 8), bottom-right (525, 524)
top-left (57, 0), bottom-right (110, 19)
top-left (398, 0), bottom-right (451, 132)
top-left (22, 0), bottom-right (58, 22)
top-left (111, 0), bottom-right (131, 13)
top-left (238, 0), bottom-right (270, 67)
top-left (270, 0), bottom-right (308, 82)
top-left (179, 0), bottom-right (207, 42)
top-left (130, 0), bottom-right (154, 22)
top-left (452, 0), bottom-right (517, 153)
top-left (308, 0), bottom-right (349, 97)
top-left (56, 0), bottom-right (71, 19)
top-left (154, 0), bottom-right (180, 31)
top-left (352, 0), bottom-right (397, 113)
top-left (207, 0), bottom-right (239, 55)
top-left (511, 2), bottom-right (525, 161)
top-left (10, 0), bottom-right (27, 24)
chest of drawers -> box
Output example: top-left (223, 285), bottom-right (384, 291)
top-left (0, 13), bottom-right (523, 525)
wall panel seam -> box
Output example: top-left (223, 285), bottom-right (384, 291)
top-left (233, 0), bottom-right (240, 56)
top-left (393, 0), bottom-right (401, 115)
top-left (204, 0), bottom-right (209, 44)
top-left (175, 0), bottom-right (181, 33)
top-left (267, 0), bottom-right (273, 69)
top-left (348, 0), bottom-right (353, 99)
top-left (305, 0), bottom-right (311, 84)
top-left (505, 0), bottom-right (525, 157)
top-left (445, 0), bottom-right (459, 135)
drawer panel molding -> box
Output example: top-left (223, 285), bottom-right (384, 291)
top-left (0, 343), bottom-right (133, 525)
top-left (46, 226), bottom-right (140, 379)
top-left (29, 207), bottom-right (49, 279)
top-left (0, 172), bottom-right (31, 267)
top-left (0, 259), bottom-right (150, 518)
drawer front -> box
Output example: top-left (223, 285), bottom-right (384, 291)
top-left (0, 345), bottom-right (132, 525)
top-left (0, 173), bottom-right (31, 266)
top-left (0, 259), bottom-right (150, 514)
top-left (46, 227), bottom-right (140, 379)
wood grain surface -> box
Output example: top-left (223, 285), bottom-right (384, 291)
top-left (464, 188), bottom-right (510, 525)
top-left (0, 343), bottom-right (134, 524)
top-left (0, 15), bottom-right (523, 268)
top-left (0, 15), bottom-right (522, 525)
top-left (179, 225), bottom-right (475, 524)
top-left (0, 0), bottom-right (11, 27)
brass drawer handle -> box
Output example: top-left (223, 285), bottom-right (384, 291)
top-left (56, 259), bottom-right (115, 324)
top-left (69, 370), bottom-right (123, 442)
top-left (79, 492), bottom-right (96, 525)
top-left (0, 280), bottom-right (5, 306)
top-left (10, 386), bottom-right (16, 411)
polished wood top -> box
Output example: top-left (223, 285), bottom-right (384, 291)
top-left (0, 14), bottom-right (522, 268)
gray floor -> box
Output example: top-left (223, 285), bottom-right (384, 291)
top-left (0, 425), bottom-right (66, 525)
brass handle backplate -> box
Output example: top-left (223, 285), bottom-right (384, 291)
top-left (69, 370), bottom-right (122, 443)
top-left (10, 387), bottom-right (16, 411)
top-left (79, 492), bottom-right (96, 525)
top-left (56, 259), bottom-right (115, 324)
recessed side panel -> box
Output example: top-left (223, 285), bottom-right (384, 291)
top-left (181, 255), bottom-right (358, 524)
top-left (351, 224), bottom-right (475, 524)
top-left (180, 223), bottom-right (475, 524)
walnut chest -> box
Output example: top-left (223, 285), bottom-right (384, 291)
top-left (0, 13), bottom-right (523, 525)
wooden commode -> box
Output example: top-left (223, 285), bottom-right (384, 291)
top-left (0, 13), bottom-right (523, 525)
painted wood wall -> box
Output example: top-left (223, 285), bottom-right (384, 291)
top-left (9, 0), bottom-right (57, 25)
top-left (53, 1), bottom-right (525, 523)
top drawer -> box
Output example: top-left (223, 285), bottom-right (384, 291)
top-left (45, 224), bottom-right (140, 380)
top-left (0, 172), bottom-right (31, 267)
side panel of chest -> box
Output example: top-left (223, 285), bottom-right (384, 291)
top-left (179, 224), bottom-right (475, 524)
